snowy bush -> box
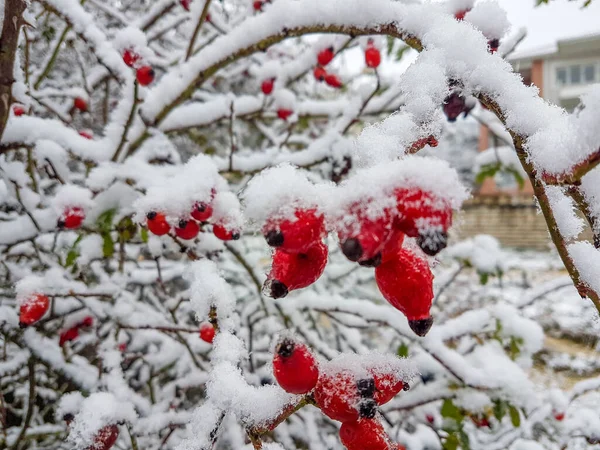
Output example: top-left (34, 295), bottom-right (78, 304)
top-left (1, 0), bottom-right (600, 449)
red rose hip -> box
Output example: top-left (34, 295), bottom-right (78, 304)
top-left (136, 66), bottom-right (155, 86)
top-left (273, 337), bottom-right (319, 394)
top-left (175, 219), bottom-right (200, 240)
top-left (199, 322), bottom-right (216, 343)
top-left (146, 211), bottom-right (170, 236)
top-left (19, 294), bottom-right (50, 327)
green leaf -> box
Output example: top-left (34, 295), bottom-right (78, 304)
top-left (509, 336), bottom-right (523, 360)
top-left (479, 272), bottom-right (489, 285)
top-left (140, 227), bottom-right (149, 243)
top-left (386, 36), bottom-right (395, 55)
top-left (117, 216), bottom-right (137, 242)
top-left (102, 233), bottom-right (114, 258)
top-left (507, 168), bottom-right (525, 189)
top-left (475, 163), bottom-right (501, 185)
top-left (395, 45), bottom-right (409, 61)
top-left (65, 249), bottom-right (79, 268)
top-left (508, 405), bottom-right (521, 427)
top-left (493, 400), bottom-right (507, 421)
top-left (458, 429), bottom-right (470, 450)
top-left (441, 399), bottom-right (463, 422)
top-left (96, 208), bottom-right (117, 234)
top-left (443, 433), bottom-right (459, 450)
top-left (397, 343), bottom-right (409, 358)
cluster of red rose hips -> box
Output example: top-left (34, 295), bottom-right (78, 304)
top-left (272, 336), bottom-right (408, 450)
top-left (121, 48), bottom-right (155, 86)
top-left (145, 190), bottom-right (240, 242)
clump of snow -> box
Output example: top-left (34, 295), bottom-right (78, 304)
top-left (51, 184), bottom-right (94, 213)
top-left (569, 242), bottom-right (600, 295)
top-left (56, 392), bottom-right (84, 421)
top-left (545, 186), bottom-right (584, 240)
top-left (15, 268), bottom-right (85, 303)
top-left (464, 1), bottom-right (510, 40)
top-left (320, 350), bottom-right (417, 381)
top-left (445, 234), bottom-right (506, 274)
top-left (273, 89), bottom-right (296, 110)
top-left (212, 191), bottom-right (244, 231)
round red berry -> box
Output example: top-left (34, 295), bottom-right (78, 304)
top-left (263, 208), bottom-right (325, 254)
top-left (146, 211), bottom-right (170, 236)
top-left (273, 338), bottom-right (319, 394)
top-left (325, 73), bottom-right (343, 89)
top-left (365, 46), bottom-right (381, 69)
top-left (123, 49), bottom-right (140, 67)
top-left (13, 105), bottom-right (25, 116)
top-left (261, 78), bottom-right (275, 95)
top-left (277, 109), bottom-right (293, 120)
top-left (80, 316), bottom-right (94, 328)
top-left (253, 0), bottom-right (263, 11)
top-left (191, 202), bottom-right (213, 222)
top-left (60, 207), bottom-right (85, 229)
top-left (59, 326), bottom-right (80, 346)
top-left (74, 97), bottom-right (88, 112)
top-left (317, 47), bottom-right (334, 66)
top-left (136, 66), bottom-right (155, 86)
top-left (199, 322), bottom-right (216, 343)
top-left (375, 248), bottom-right (434, 337)
top-left (175, 219), bottom-right (200, 240)
top-left (19, 294), bottom-right (50, 327)
top-left (313, 66), bottom-right (327, 82)
top-left (264, 241), bottom-right (328, 299)
top-left (213, 224), bottom-right (240, 241)
top-left (339, 418), bottom-right (391, 450)
top-left (554, 412), bottom-right (565, 421)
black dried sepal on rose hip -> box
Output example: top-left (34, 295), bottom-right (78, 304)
top-left (275, 338), bottom-right (295, 358)
top-left (356, 378), bottom-right (376, 398)
top-left (341, 239), bottom-right (363, 262)
top-left (146, 211), bottom-right (157, 220)
top-left (265, 230), bottom-right (284, 247)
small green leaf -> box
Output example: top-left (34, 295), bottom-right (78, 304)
top-left (65, 249), bottom-right (79, 268)
top-left (395, 45), bottom-right (409, 61)
top-left (509, 336), bottom-right (522, 360)
top-left (386, 36), bottom-right (395, 55)
top-left (509, 405), bottom-right (521, 427)
top-left (493, 400), bottom-right (507, 421)
top-left (441, 399), bottom-right (463, 422)
top-left (117, 216), bottom-right (137, 242)
top-left (443, 433), bottom-right (459, 450)
top-left (141, 227), bottom-right (149, 243)
top-left (397, 343), bottom-right (409, 358)
top-left (479, 272), bottom-right (489, 285)
top-left (102, 233), bottom-right (114, 258)
top-left (458, 429), bottom-right (470, 450)
top-left (475, 163), bottom-right (501, 185)
top-left (96, 208), bottom-right (117, 234)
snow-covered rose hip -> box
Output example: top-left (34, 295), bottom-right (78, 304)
top-left (325, 73), bottom-right (343, 89)
top-left (79, 130), bottom-right (93, 140)
top-left (13, 105), bottom-right (25, 116)
top-left (123, 49), bottom-right (140, 67)
top-left (339, 418), bottom-right (392, 450)
top-left (59, 326), bottom-right (80, 346)
top-left (375, 248), bottom-right (434, 337)
top-left (175, 219), bottom-right (200, 240)
top-left (86, 424), bottom-right (119, 450)
top-left (58, 207), bottom-right (85, 229)
top-left (277, 108), bottom-right (293, 120)
top-left (317, 47), bottom-right (334, 66)
top-left (180, 0), bottom-right (191, 11)
top-left (263, 208), bottom-right (325, 254)
top-left (261, 78), bottom-right (275, 95)
top-left (454, 9), bottom-right (470, 20)
top-left (264, 241), bottom-right (328, 299)
top-left (191, 201), bottom-right (213, 222)
top-left (199, 322), bottom-right (216, 343)
top-left (146, 212), bottom-right (170, 236)
top-left (74, 97), bottom-right (88, 112)
top-left (136, 66), bottom-right (155, 86)
top-left (365, 40), bottom-right (381, 69)
top-left (213, 224), bottom-right (240, 241)
top-left (272, 337), bottom-right (319, 394)
top-left (371, 370), bottom-right (408, 405)
top-left (313, 66), bottom-right (327, 82)
top-left (19, 294), bottom-right (50, 327)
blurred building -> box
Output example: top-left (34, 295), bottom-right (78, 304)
top-left (457, 33), bottom-right (600, 249)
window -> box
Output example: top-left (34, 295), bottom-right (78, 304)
top-left (584, 64), bottom-right (596, 83)
top-left (570, 65), bottom-right (582, 84)
top-left (556, 67), bottom-right (567, 85)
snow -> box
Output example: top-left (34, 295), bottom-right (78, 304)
top-left (464, 1), bottom-right (510, 40)
top-left (445, 234), bottom-right (507, 274)
top-left (568, 242), bottom-right (600, 296)
top-left (545, 186), bottom-right (585, 241)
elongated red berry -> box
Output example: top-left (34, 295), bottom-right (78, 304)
top-left (380, 229), bottom-right (405, 264)
top-left (313, 66), bottom-right (327, 82)
top-left (253, 0), bottom-right (263, 11)
top-left (375, 248), bottom-right (434, 337)
top-left (175, 219), bottom-right (200, 240)
top-left (277, 108), bottom-right (293, 120)
top-left (59, 207), bottom-right (85, 229)
top-left (136, 66), bottom-right (155, 86)
top-left (455, 9), bottom-right (469, 20)
top-left (471, 416), bottom-right (491, 428)
top-left (340, 418), bottom-right (391, 450)
top-left (394, 188), bottom-right (451, 256)
top-left (338, 204), bottom-right (394, 267)
top-left (191, 202), bottom-right (213, 222)
top-left (365, 45), bottom-right (381, 69)
top-left (314, 368), bottom-right (377, 422)
top-left (181, 0), bottom-right (191, 11)
top-left (13, 105), bottom-right (25, 116)
top-left (123, 49), bottom-right (140, 67)
top-left (146, 211), bottom-right (170, 236)
top-left (74, 97), bottom-right (88, 112)
top-left (80, 316), bottom-right (94, 328)
top-left (19, 294), bottom-right (50, 327)
top-left (317, 47), bottom-right (334, 66)
top-left (199, 322), bottom-right (216, 343)
top-left (213, 224), bottom-right (240, 241)
top-left (79, 130), bottom-right (93, 140)
top-left (86, 424), bottom-right (119, 450)
top-left (263, 208), bottom-right (325, 254)
top-left (59, 326), bottom-right (80, 346)
top-left (264, 241), bottom-right (328, 299)
top-left (261, 78), bottom-right (275, 95)
top-left (325, 73), bottom-right (343, 88)
top-left (273, 337), bottom-right (319, 394)
top-left (371, 371), bottom-right (406, 405)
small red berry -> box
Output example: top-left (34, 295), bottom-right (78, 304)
top-left (13, 105), bottom-right (25, 116)
top-left (206, 13), bottom-right (211, 22)
top-left (191, 202), bottom-right (213, 222)
top-left (213, 224), bottom-right (240, 241)
top-left (123, 49), bottom-right (140, 67)
top-left (488, 39), bottom-right (500, 54)
top-left (261, 78), bottom-right (275, 95)
top-left (180, 0), bottom-right (191, 11)
top-left (394, 188), bottom-right (451, 256)
top-left (313, 367), bottom-right (377, 422)
top-left (74, 97), bottom-right (88, 112)
top-left (199, 322), bottom-right (216, 343)
top-left (471, 416), bottom-right (491, 428)
top-left (59, 326), bottom-right (80, 346)
top-left (87, 424), bottom-right (119, 450)
top-left (264, 241), bottom-right (328, 299)
top-left (313, 66), bottom-right (327, 82)
top-left (118, 342), bottom-right (127, 352)
top-left (136, 66), bottom-right (155, 86)
top-left (375, 248), bottom-right (434, 337)
top-left (317, 47), bottom-right (334, 66)
top-left (426, 414), bottom-right (435, 424)
top-left (371, 371), bottom-right (406, 405)
top-left (339, 418), bottom-right (391, 450)
top-left (277, 108), bottom-right (293, 120)
top-left (554, 412), bottom-right (565, 421)
top-left (427, 135), bottom-right (438, 147)
top-left (263, 208), bottom-right (326, 254)
top-left (80, 316), bottom-right (94, 328)
top-left (325, 73), bottom-right (343, 89)
top-left (175, 219), bottom-right (200, 240)
top-left (59, 207), bottom-right (85, 229)
top-left (253, 0), bottom-right (263, 11)
top-left (443, 92), bottom-right (473, 122)
top-left (79, 130), bottom-right (93, 140)
top-left (365, 46), bottom-right (381, 69)
top-left (19, 294), bottom-right (50, 327)
top-left (146, 211), bottom-right (170, 236)
top-left (273, 337), bottom-right (319, 394)
top-left (455, 9), bottom-right (469, 20)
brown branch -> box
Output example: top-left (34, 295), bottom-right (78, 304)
top-left (541, 148), bottom-right (600, 185)
top-left (10, 357), bottom-right (36, 450)
top-left (0, 0), bottom-right (27, 143)
top-left (112, 81), bottom-right (140, 162)
top-left (185, 0), bottom-right (213, 61)
top-left (248, 394), bottom-right (316, 436)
